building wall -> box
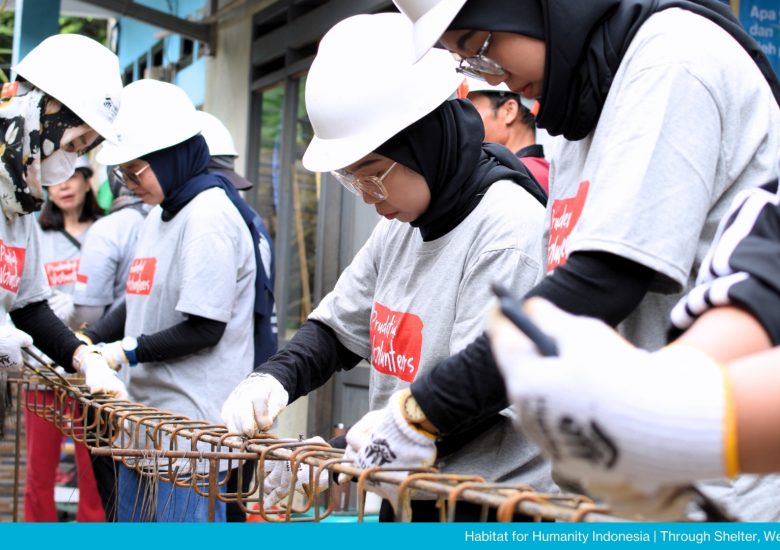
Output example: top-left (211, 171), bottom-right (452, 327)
top-left (114, 0), bottom-right (275, 184)
top-left (116, 0), bottom-right (207, 106)
top-left (203, 1), bottom-right (274, 177)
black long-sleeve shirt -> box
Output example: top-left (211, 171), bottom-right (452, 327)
top-left (410, 251), bottom-right (656, 434)
top-left (10, 300), bottom-right (82, 372)
top-left (84, 300), bottom-right (227, 363)
top-left (254, 319), bottom-right (362, 401)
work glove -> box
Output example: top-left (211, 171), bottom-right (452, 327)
top-left (262, 436), bottom-right (330, 509)
top-left (47, 290), bottom-right (75, 324)
top-left (72, 346), bottom-right (128, 399)
top-left (341, 390), bottom-right (437, 510)
top-left (220, 373), bottom-right (289, 435)
top-left (487, 298), bottom-right (736, 519)
top-left (0, 325), bottom-right (33, 369)
top-left (98, 340), bottom-right (130, 371)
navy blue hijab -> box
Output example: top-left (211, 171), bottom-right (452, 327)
top-left (142, 134), bottom-right (277, 365)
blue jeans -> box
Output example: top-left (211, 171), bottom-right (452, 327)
top-left (117, 465), bottom-right (226, 522)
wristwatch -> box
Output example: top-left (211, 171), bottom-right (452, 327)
top-left (121, 336), bottom-right (139, 367)
top-left (400, 389), bottom-right (438, 436)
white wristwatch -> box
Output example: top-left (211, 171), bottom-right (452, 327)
top-left (401, 389), bottom-right (428, 425)
top-left (121, 336), bottom-right (139, 367)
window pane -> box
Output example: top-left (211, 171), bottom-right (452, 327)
top-left (284, 76), bottom-right (318, 338)
top-left (253, 84), bottom-right (284, 242)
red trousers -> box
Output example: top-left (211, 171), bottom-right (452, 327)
top-left (24, 390), bottom-right (105, 522)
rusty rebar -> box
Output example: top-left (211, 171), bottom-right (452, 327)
top-left (4, 357), bottom-right (633, 523)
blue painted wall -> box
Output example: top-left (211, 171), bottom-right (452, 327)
top-left (11, 0), bottom-right (60, 69)
top-left (116, 0), bottom-right (207, 107)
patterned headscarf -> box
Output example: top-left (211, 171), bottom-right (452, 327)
top-left (0, 83), bottom-right (94, 219)
top-left (0, 84), bottom-right (47, 218)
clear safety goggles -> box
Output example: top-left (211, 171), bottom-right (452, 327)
top-left (112, 163), bottom-right (151, 188)
top-left (330, 161), bottom-right (397, 201)
top-left (453, 32), bottom-right (506, 80)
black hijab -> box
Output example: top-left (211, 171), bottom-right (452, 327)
top-left (451, 0), bottom-right (780, 140)
top-left (375, 99), bottom-right (545, 241)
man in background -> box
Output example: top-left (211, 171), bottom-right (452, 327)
top-left (465, 77), bottom-right (549, 194)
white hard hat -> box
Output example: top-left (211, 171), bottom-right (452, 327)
top-left (302, 13), bottom-right (462, 173)
top-left (464, 76), bottom-right (512, 95)
top-left (71, 155), bottom-right (94, 179)
top-left (13, 34), bottom-right (122, 143)
top-left (464, 77), bottom-right (536, 110)
top-left (394, 0), bottom-right (468, 62)
top-left (96, 79), bottom-right (201, 166)
top-left (196, 111), bottom-right (239, 157)
top-left (74, 155), bottom-right (92, 171)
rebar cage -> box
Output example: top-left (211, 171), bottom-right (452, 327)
top-left (1, 350), bottom-right (635, 523)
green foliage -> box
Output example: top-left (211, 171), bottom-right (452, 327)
top-left (0, 10), bottom-right (13, 83)
top-left (59, 16), bottom-right (108, 45)
top-left (261, 85), bottom-right (285, 146)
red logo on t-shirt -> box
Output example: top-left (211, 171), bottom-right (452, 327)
top-left (75, 272), bottom-right (88, 292)
top-left (44, 259), bottom-right (79, 287)
top-left (126, 257), bottom-right (156, 296)
top-left (547, 180), bottom-right (590, 272)
top-left (370, 302), bottom-right (424, 383)
top-left (0, 239), bottom-right (25, 294)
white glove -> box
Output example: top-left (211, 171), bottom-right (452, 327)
top-left (0, 325), bottom-right (33, 369)
top-left (487, 298), bottom-right (734, 501)
top-left (220, 373), bottom-right (288, 435)
top-left (98, 340), bottom-right (130, 371)
top-left (262, 436), bottom-right (330, 509)
top-left (47, 290), bottom-right (75, 324)
top-left (342, 390), bottom-right (437, 509)
top-left (73, 346), bottom-right (128, 399)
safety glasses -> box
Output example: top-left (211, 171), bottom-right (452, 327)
top-left (454, 32), bottom-right (506, 80)
top-left (331, 161), bottom-right (398, 201)
top-left (112, 162), bottom-right (151, 188)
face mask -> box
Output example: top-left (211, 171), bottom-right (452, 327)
top-left (40, 149), bottom-right (79, 187)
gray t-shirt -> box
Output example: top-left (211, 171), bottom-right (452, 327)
top-left (312, 180), bottom-right (556, 489)
top-left (547, 9), bottom-right (780, 350)
top-left (72, 205), bottom-right (146, 311)
top-left (0, 213), bottom-right (48, 316)
top-left (37, 225), bottom-right (85, 295)
top-left (545, 9), bottom-right (780, 520)
top-left (124, 188), bottom-right (256, 427)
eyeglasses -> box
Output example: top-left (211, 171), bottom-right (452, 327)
top-left (112, 163), bottom-right (151, 187)
top-left (331, 161), bottom-right (398, 201)
top-left (454, 32), bottom-right (506, 80)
